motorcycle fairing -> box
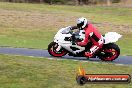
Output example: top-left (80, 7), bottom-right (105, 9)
top-left (54, 27), bottom-right (85, 54)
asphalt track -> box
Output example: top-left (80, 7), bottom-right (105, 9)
top-left (0, 47), bottom-right (132, 65)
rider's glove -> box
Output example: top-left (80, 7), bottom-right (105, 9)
top-left (77, 42), bottom-right (81, 46)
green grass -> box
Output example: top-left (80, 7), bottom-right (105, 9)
top-left (0, 28), bottom-right (55, 49)
top-left (0, 2), bottom-right (132, 55)
top-left (0, 54), bottom-right (131, 88)
top-left (0, 3), bottom-right (131, 88)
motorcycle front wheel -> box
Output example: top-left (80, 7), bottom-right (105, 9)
top-left (48, 42), bottom-right (67, 57)
top-left (98, 43), bottom-right (120, 61)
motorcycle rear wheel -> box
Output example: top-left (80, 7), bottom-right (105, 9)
top-left (98, 43), bottom-right (120, 61)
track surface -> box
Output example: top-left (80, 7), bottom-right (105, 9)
top-left (0, 47), bottom-right (132, 65)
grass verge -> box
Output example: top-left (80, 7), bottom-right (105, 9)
top-left (0, 54), bottom-right (131, 88)
top-left (0, 2), bottom-right (131, 55)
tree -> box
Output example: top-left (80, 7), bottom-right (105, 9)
top-left (106, 0), bottom-right (111, 6)
top-left (39, 0), bottom-right (43, 3)
top-left (75, 0), bottom-right (79, 5)
top-left (83, 0), bottom-right (89, 5)
top-left (78, 0), bottom-right (82, 5)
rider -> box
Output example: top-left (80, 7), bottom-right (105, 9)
top-left (70, 17), bottom-right (104, 58)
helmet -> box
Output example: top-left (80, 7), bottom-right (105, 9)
top-left (77, 17), bottom-right (88, 29)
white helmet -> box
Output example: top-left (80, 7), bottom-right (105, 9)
top-left (77, 17), bottom-right (88, 29)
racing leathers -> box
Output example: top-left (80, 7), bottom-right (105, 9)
top-left (71, 23), bottom-right (104, 57)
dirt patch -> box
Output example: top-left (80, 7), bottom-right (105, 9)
top-left (93, 22), bottom-right (132, 33)
top-left (0, 9), bottom-right (77, 29)
top-left (0, 9), bottom-right (132, 33)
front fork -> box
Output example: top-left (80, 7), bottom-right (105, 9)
top-left (54, 39), bottom-right (62, 52)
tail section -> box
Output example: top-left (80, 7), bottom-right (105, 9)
top-left (104, 32), bottom-right (122, 44)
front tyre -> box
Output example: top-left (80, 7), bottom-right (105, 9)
top-left (98, 43), bottom-right (120, 61)
top-left (48, 42), bottom-right (67, 57)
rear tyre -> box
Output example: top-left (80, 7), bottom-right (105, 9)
top-left (98, 43), bottom-right (120, 61)
top-left (48, 42), bottom-right (67, 57)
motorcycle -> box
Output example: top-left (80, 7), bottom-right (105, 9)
top-left (48, 26), bottom-right (122, 61)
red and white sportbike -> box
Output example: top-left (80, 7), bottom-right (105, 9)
top-left (48, 26), bottom-right (122, 61)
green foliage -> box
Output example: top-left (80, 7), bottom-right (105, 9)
top-left (112, 0), bottom-right (121, 3)
top-left (0, 0), bottom-right (124, 5)
top-left (44, 0), bottom-right (68, 4)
